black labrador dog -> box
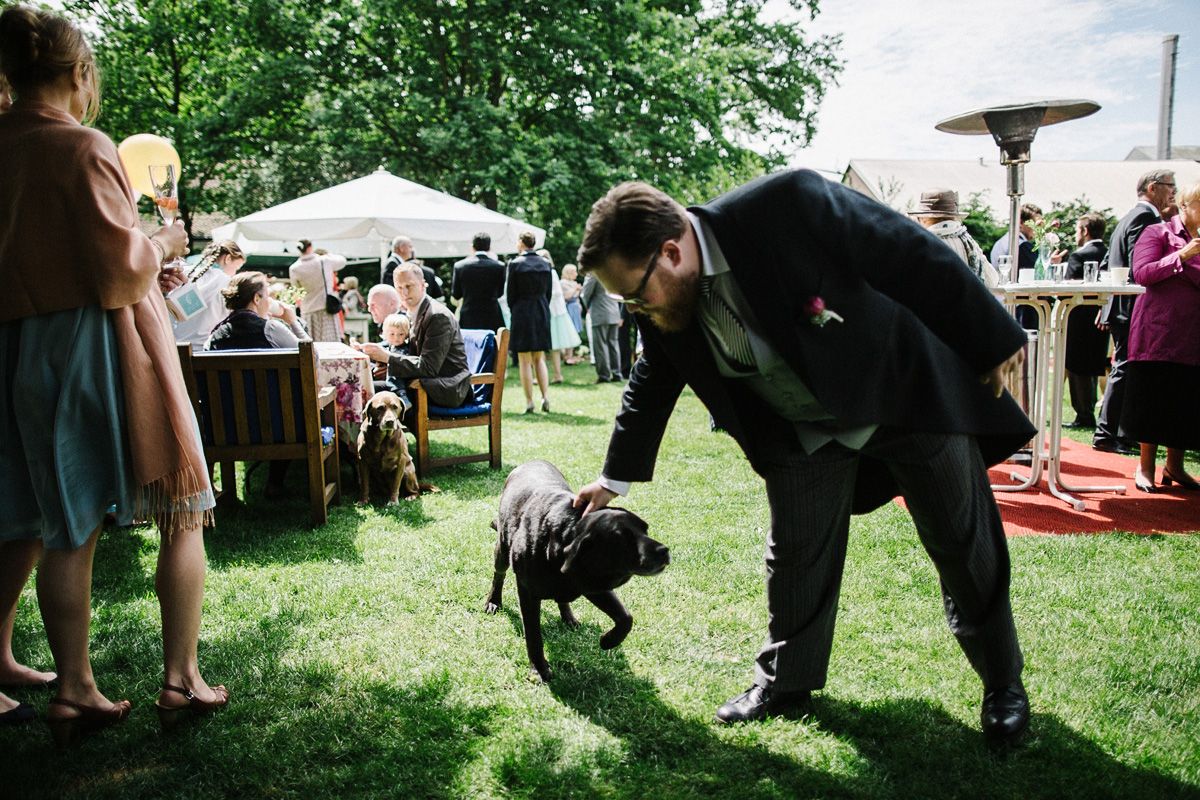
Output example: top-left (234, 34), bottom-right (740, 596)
top-left (485, 460), bottom-right (670, 682)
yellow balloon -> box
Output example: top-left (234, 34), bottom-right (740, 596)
top-left (117, 134), bottom-right (181, 198)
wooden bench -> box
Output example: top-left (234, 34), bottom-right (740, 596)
top-left (176, 340), bottom-right (341, 526)
top-left (409, 327), bottom-right (509, 477)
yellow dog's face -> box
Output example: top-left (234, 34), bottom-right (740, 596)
top-left (365, 391), bottom-right (405, 434)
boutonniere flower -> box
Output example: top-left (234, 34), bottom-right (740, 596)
top-left (803, 296), bottom-right (843, 327)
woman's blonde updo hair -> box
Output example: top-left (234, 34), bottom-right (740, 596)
top-left (0, 5), bottom-right (99, 123)
top-left (220, 271), bottom-right (268, 311)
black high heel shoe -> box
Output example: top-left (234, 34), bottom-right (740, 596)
top-left (46, 697), bottom-right (132, 747)
top-left (1162, 467), bottom-right (1200, 490)
top-left (156, 683), bottom-right (230, 731)
top-left (1134, 469), bottom-right (1157, 493)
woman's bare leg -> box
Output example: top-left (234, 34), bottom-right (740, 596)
top-left (156, 521), bottom-right (223, 705)
top-left (1135, 442), bottom-right (1157, 488)
top-left (550, 350), bottom-right (563, 383)
top-left (534, 352), bottom-right (550, 403)
top-left (518, 352), bottom-right (534, 408)
top-left (38, 527), bottom-right (122, 717)
top-left (0, 539), bottom-right (56, 687)
top-left (1164, 447), bottom-right (1194, 483)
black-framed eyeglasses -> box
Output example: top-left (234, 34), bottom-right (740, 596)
top-left (616, 248), bottom-right (660, 308)
top-left (1155, 181), bottom-right (1177, 189)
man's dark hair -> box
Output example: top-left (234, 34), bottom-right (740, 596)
top-left (1079, 212), bottom-right (1106, 241)
top-left (577, 182), bottom-right (688, 274)
top-left (1018, 204), bottom-right (1042, 224)
top-left (472, 232), bottom-right (491, 252)
top-left (1137, 169), bottom-right (1174, 195)
top-left (518, 231), bottom-right (537, 249)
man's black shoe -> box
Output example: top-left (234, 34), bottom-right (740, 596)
top-left (1064, 418), bottom-right (1095, 430)
top-left (981, 680), bottom-right (1029, 751)
top-left (1093, 439), bottom-right (1138, 456)
top-left (714, 685), bottom-right (811, 724)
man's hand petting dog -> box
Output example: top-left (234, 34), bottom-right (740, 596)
top-left (356, 391), bottom-right (420, 505)
top-left (486, 460), bottom-right (669, 683)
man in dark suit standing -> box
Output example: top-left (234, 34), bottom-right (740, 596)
top-left (572, 172), bottom-right (1035, 749)
top-left (1093, 170), bottom-right (1176, 453)
top-left (1062, 213), bottom-right (1110, 428)
top-left (451, 232), bottom-right (506, 331)
top-left (358, 263), bottom-right (470, 411)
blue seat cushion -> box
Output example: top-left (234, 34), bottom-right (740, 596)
top-left (428, 402), bottom-right (492, 418)
top-left (459, 329), bottom-right (498, 406)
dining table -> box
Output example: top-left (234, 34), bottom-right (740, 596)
top-left (314, 340), bottom-right (375, 445)
top-left (990, 279), bottom-right (1146, 510)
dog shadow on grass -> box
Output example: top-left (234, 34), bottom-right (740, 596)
top-left (485, 624), bottom-right (1199, 800)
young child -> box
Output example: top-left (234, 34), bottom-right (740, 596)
top-left (382, 313), bottom-right (410, 357)
top-left (375, 313), bottom-right (411, 398)
top-left (340, 275), bottom-right (365, 313)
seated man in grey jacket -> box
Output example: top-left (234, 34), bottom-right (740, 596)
top-left (357, 263), bottom-right (471, 414)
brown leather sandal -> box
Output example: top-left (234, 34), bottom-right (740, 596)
top-left (46, 696), bottom-right (132, 747)
top-left (155, 683), bottom-right (230, 731)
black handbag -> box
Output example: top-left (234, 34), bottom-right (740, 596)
top-left (320, 258), bottom-right (342, 314)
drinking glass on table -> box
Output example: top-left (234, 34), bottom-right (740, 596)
top-left (998, 255), bottom-right (1014, 284)
top-left (1083, 260), bottom-right (1100, 283)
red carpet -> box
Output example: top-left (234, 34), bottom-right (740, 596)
top-left (900, 438), bottom-right (1200, 537)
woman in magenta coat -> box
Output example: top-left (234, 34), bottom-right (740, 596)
top-left (1122, 181), bottom-right (1200, 492)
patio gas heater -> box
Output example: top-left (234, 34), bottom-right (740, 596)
top-left (935, 99), bottom-right (1100, 284)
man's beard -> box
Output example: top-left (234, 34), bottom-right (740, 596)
top-left (644, 267), bottom-right (699, 333)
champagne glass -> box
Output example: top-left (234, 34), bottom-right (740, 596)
top-left (148, 164), bottom-right (179, 224)
top-left (148, 164), bottom-right (186, 271)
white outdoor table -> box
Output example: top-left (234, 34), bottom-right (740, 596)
top-left (991, 280), bottom-right (1145, 510)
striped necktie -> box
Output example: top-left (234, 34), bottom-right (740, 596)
top-left (700, 276), bottom-right (755, 369)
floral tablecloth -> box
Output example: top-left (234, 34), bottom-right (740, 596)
top-left (314, 341), bottom-right (374, 445)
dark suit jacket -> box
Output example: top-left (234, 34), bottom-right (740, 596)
top-left (451, 252), bottom-right (506, 331)
top-left (381, 253), bottom-right (402, 288)
top-left (387, 295), bottom-right (471, 407)
top-left (601, 170), bottom-right (1035, 513)
top-left (381, 254), bottom-right (444, 300)
top-left (1064, 240), bottom-right (1111, 374)
top-left (1099, 202), bottom-right (1159, 326)
top-left (421, 264), bottom-right (445, 299)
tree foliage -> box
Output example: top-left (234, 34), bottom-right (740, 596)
top-left (68, 0), bottom-right (842, 263)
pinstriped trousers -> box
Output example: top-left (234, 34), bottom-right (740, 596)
top-left (753, 427), bottom-right (1023, 692)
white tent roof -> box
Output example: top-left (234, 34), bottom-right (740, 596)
top-left (843, 159), bottom-right (1200, 219)
top-left (211, 169), bottom-right (545, 258)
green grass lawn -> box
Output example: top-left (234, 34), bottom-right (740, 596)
top-left (4, 361), bottom-right (1198, 799)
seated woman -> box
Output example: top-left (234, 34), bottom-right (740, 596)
top-left (1122, 180), bottom-right (1200, 492)
top-left (205, 272), bottom-right (311, 351)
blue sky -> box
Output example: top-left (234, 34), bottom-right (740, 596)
top-left (774, 0), bottom-right (1200, 174)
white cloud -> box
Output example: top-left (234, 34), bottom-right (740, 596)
top-left (774, 0), bottom-right (1195, 171)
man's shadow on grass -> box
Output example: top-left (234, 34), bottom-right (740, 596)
top-left (490, 624), bottom-right (1199, 800)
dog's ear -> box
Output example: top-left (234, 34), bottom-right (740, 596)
top-left (560, 525), bottom-right (597, 575)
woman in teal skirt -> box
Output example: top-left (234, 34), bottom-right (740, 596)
top-left (0, 6), bottom-right (227, 742)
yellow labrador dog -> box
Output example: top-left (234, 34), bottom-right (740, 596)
top-left (356, 391), bottom-right (420, 505)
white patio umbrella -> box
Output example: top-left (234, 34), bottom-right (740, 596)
top-left (211, 168), bottom-right (545, 263)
